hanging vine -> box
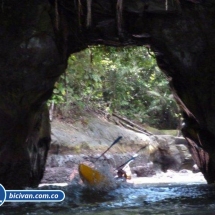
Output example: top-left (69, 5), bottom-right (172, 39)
top-left (55, 0), bottom-right (59, 30)
top-left (86, 0), bottom-right (92, 27)
top-left (116, 0), bottom-right (124, 39)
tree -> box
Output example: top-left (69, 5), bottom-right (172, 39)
top-left (49, 46), bottom-right (180, 129)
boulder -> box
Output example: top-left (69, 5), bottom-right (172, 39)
top-left (150, 135), bottom-right (194, 172)
top-left (132, 163), bottom-right (156, 177)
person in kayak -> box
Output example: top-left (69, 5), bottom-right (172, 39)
top-left (116, 154), bottom-right (138, 180)
top-left (117, 163), bottom-right (132, 179)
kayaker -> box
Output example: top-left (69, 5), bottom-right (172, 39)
top-left (117, 162), bottom-right (132, 180)
top-left (116, 154), bottom-right (138, 180)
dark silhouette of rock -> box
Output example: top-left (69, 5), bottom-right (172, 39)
top-left (0, 1), bottom-right (65, 189)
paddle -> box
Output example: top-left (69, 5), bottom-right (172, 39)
top-left (116, 154), bottom-right (138, 170)
top-left (135, 144), bottom-right (148, 155)
top-left (116, 144), bottom-right (148, 170)
top-left (93, 136), bottom-right (122, 163)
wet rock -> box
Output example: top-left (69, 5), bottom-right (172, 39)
top-left (132, 163), bottom-right (156, 177)
top-left (192, 164), bottom-right (200, 173)
top-left (51, 118), bottom-right (152, 156)
top-left (150, 135), bottom-right (194, 172)
top-left (41, 167), bottom-right (72, 183)
top-left (179, 169), bottom-right (190, 174)
top-left (46, 154), bottom-right (86, 168)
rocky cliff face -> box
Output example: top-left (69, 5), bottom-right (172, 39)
top-left (0, 0), bottom-right (214, 188)
top-left (141, 1), bottom-right (215, 183)
top-left (0, 1), bottom-right (64, 188)
top-left (41, 117), bottom-right (194, 184)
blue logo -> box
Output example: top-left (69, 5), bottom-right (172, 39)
top-left (0, 184), bottom-right (6, 206)
top-left (5, 190), bottom-right (65, 202)
top-left (0, 184), bottom-right (65, 206)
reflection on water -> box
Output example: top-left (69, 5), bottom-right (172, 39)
top-left (1, 182), bottom-right (215, 215)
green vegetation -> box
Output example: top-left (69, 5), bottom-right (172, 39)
top-left (49, 46), bottom-right (180, 129)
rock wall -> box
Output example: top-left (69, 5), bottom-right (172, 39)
top-left (41, 118), bottom-right (194, 184)
top-left (142, 2), bottom-right (215, 183)
top-left (0, 1), bottom-right (64, 188)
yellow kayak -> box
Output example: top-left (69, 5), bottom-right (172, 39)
top-left (79, 163), bottom-right (107, 186)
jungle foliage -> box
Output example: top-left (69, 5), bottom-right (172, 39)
top-left (49, 46), bottom-right (180, 129)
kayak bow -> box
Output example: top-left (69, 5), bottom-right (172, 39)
top-left (79, 163), bottom-right (107, 186)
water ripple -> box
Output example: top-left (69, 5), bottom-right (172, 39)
top-left (2, 183), bottom-right (215, 214)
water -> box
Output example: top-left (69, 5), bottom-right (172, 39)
top-left (1, 181), bottom-right (215, 215)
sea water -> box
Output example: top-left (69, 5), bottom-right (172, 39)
top-left (1, 180), bottom-right (215, 215)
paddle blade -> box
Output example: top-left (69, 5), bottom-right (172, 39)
top-left (117, 154), bottom-right (139, 170)
top-left (111, 136), bottom-right (122, 146)
top-left (94, 136), bottom-right (122, 163)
